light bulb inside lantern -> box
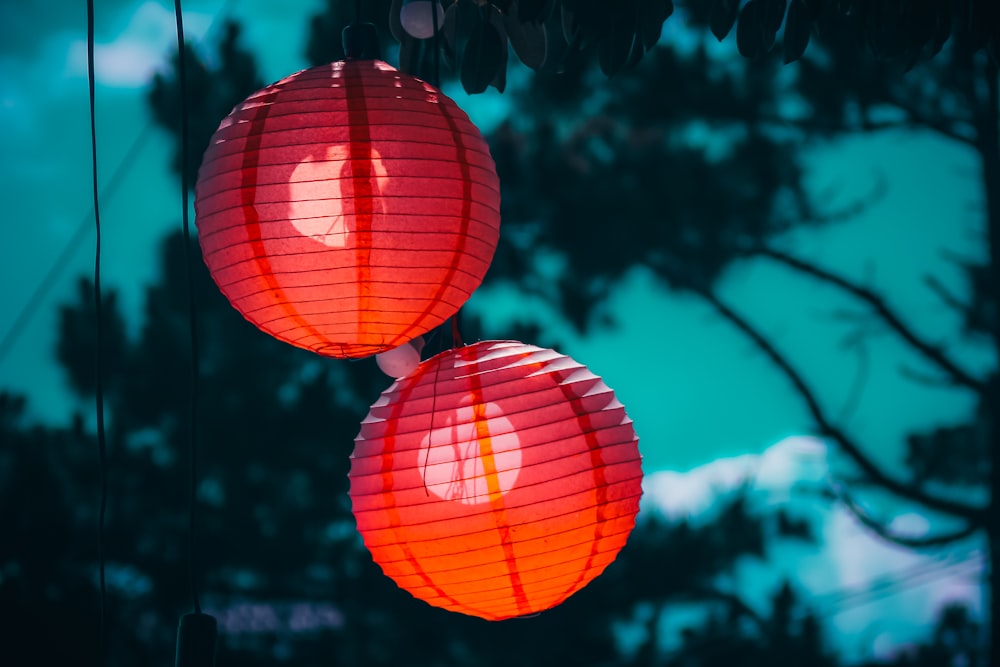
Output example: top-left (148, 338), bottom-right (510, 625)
top-left (376, 336), bottom-right (425, 378)
top-left (289, 146), bottom-right (390, 247)
top-left (420, 402), bottom-right (522, 505)
top-left (400, 0), bottom-right (445, 40)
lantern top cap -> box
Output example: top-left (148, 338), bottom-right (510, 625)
top-left (342, 22), bottom-right (380, 60)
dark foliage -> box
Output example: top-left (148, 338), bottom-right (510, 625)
top-left (484, 43), bottom-right (812, 328)
top-left (304, 1), bottom-right (999, 95)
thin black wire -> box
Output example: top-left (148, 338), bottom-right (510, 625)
top-left (355, 0), bottom-right (362, 23)
top-left (432, 0), bottom-right (441, 88)
top-left (421, 353), bottom-right (445, 496)
top-left (0, 0), bottom-right (237, 368)
top-left (430, 2), bottom-right (461, 347)
top-left (173, 0), bottom-right (203, 616)
top-left (646, 552), bottom-right (986, 665)
top-left (85, 0), bottom-right (109, 663)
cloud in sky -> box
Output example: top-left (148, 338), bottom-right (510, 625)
top-left (62, 2), bottom-right (214, 88)
top-left (640, 436), bottom-right (984, 661)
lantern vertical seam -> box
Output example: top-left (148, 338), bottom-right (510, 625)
top-left (374, 358), bottom-right (473, 615)
top-left (464, 350), bottom-right (532, 618)
top-left (548, 370), bottom-right (611, 609)
top-left (388, 82), bottom-right (476, 348)
top-left (238, 85), bottom-right (327, 349)
top-left (343, 63), bottom-right (376, 352)
top-left (421, 343), bottom-right (444, 495)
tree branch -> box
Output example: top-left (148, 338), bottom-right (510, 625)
top-left (687, 284), bottom-right (987, 524)
top-left (924, 274), bottom-right (974, 319)
top-left (835, 484), bottom-right (980, 548)
top-left (758, 247), bottom-right (987, 394)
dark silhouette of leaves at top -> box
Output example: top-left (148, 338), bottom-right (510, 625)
top-left (639, 0), bottom-right (675, 50)
top-left (736, 0), bottom-right (766, 58)
top-left (518, 0), bottom-right (556, 23)
top-left (783, 0), bottom-right (812, 63)
top-left (710, 0), bottom-right (741, 41)
top-left (598, 1), bottom-right (638, 77)
top-left (460, 6), bottom-right (506, 93)
top-left (504, 2), bottom-right (548, 70)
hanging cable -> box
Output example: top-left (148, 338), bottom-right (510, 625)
top-left (0, 0), bottom-right (237, 368)
top-left (172, 1), bottom-right (216, 665)
top-left (85, 1), bottom-right (109, 664)
top-left (432, 0), bottom-right (441, 89)
top-left (430, 1), bottom-right (464, 349)
top-left (172, 0), bottom-right (203, 617)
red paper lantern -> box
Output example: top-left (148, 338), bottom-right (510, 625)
top-left (194, 59), bottom-right (501, 358)
top-left (349, 340), bottom-right (643, 620)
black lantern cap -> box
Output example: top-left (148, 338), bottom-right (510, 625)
top-left (343, 22), bottom-right (380, 60)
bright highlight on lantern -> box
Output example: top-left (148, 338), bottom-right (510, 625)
top-left (420, 402), bottom-right (522, 505)
top-left (195, 59), bottom-right (501, 359)
top-left (287, 145), bottom-right (390, 247)
top-left (349, 340), bottom-right (643, 621)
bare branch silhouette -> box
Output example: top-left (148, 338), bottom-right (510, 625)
top-left (757, 247), bottom-right (986, 394)
top-left (834, 484), bottom-right (980, 549)
top-left (924, 274), bottom-right (975, 320)
top-left (684, 282), bottom-right (987, 524)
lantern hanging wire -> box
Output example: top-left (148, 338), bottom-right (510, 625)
top-left (85, 0), bottom-right (109, 662)
top-left (171, 0), bottom-right (218, 664)
top-left (430, 1), bottom-right (465, 350)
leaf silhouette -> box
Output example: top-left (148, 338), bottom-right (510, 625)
top-left (736, 0), bottom-right (764, 58)
top-left (710, 0), bottom-right (741, 42)
top-left (598, 0), bottom-right (638, 77)
top-left (461, 10), bottom-right (505, 94)
top-left (517, 0), bottom-right (554, 22)
top-left (783, 0), bottom-right (810, 63)
top-left (640, 0), bottom-right (674, 50)
top-left (505, 1), bottom-right (548, 70)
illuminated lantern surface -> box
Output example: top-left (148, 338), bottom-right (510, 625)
top-left (349, 340), bottom-right (643, 620)
top-left (194, 59), bottom-right (501, 358)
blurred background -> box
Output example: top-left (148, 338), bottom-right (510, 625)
top-left (0, 0), bottom-right (995, 664)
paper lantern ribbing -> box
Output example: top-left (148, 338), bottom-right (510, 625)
top-left (195, 59), bottom-right (501, 358)
top-left (349, 340), bottom-right (643, 620)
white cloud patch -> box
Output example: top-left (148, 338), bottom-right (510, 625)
top-left (640, 436), bottom-right (984, 661)
top-left (65, 2), bottom-right (214, 88)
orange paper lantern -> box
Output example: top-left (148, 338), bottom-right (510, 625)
top-left (194, 59), bottom-right (501, 358)
top-left (349, 340), bottom-right (643, 620)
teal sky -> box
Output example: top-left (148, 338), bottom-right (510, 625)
top-left (0, 0), bottom-right (992, 478)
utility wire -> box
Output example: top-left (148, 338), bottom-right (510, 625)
top-left (85, 0), bottom-right (109, 663)
top-left (651, 552), bottom-right (986, 665)
top-left (172, 0), bottom-right (203, 616)
top-left (816, 552), bottom-right (984, 616)
top-left (0, 128), bottom-right (151, 366)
